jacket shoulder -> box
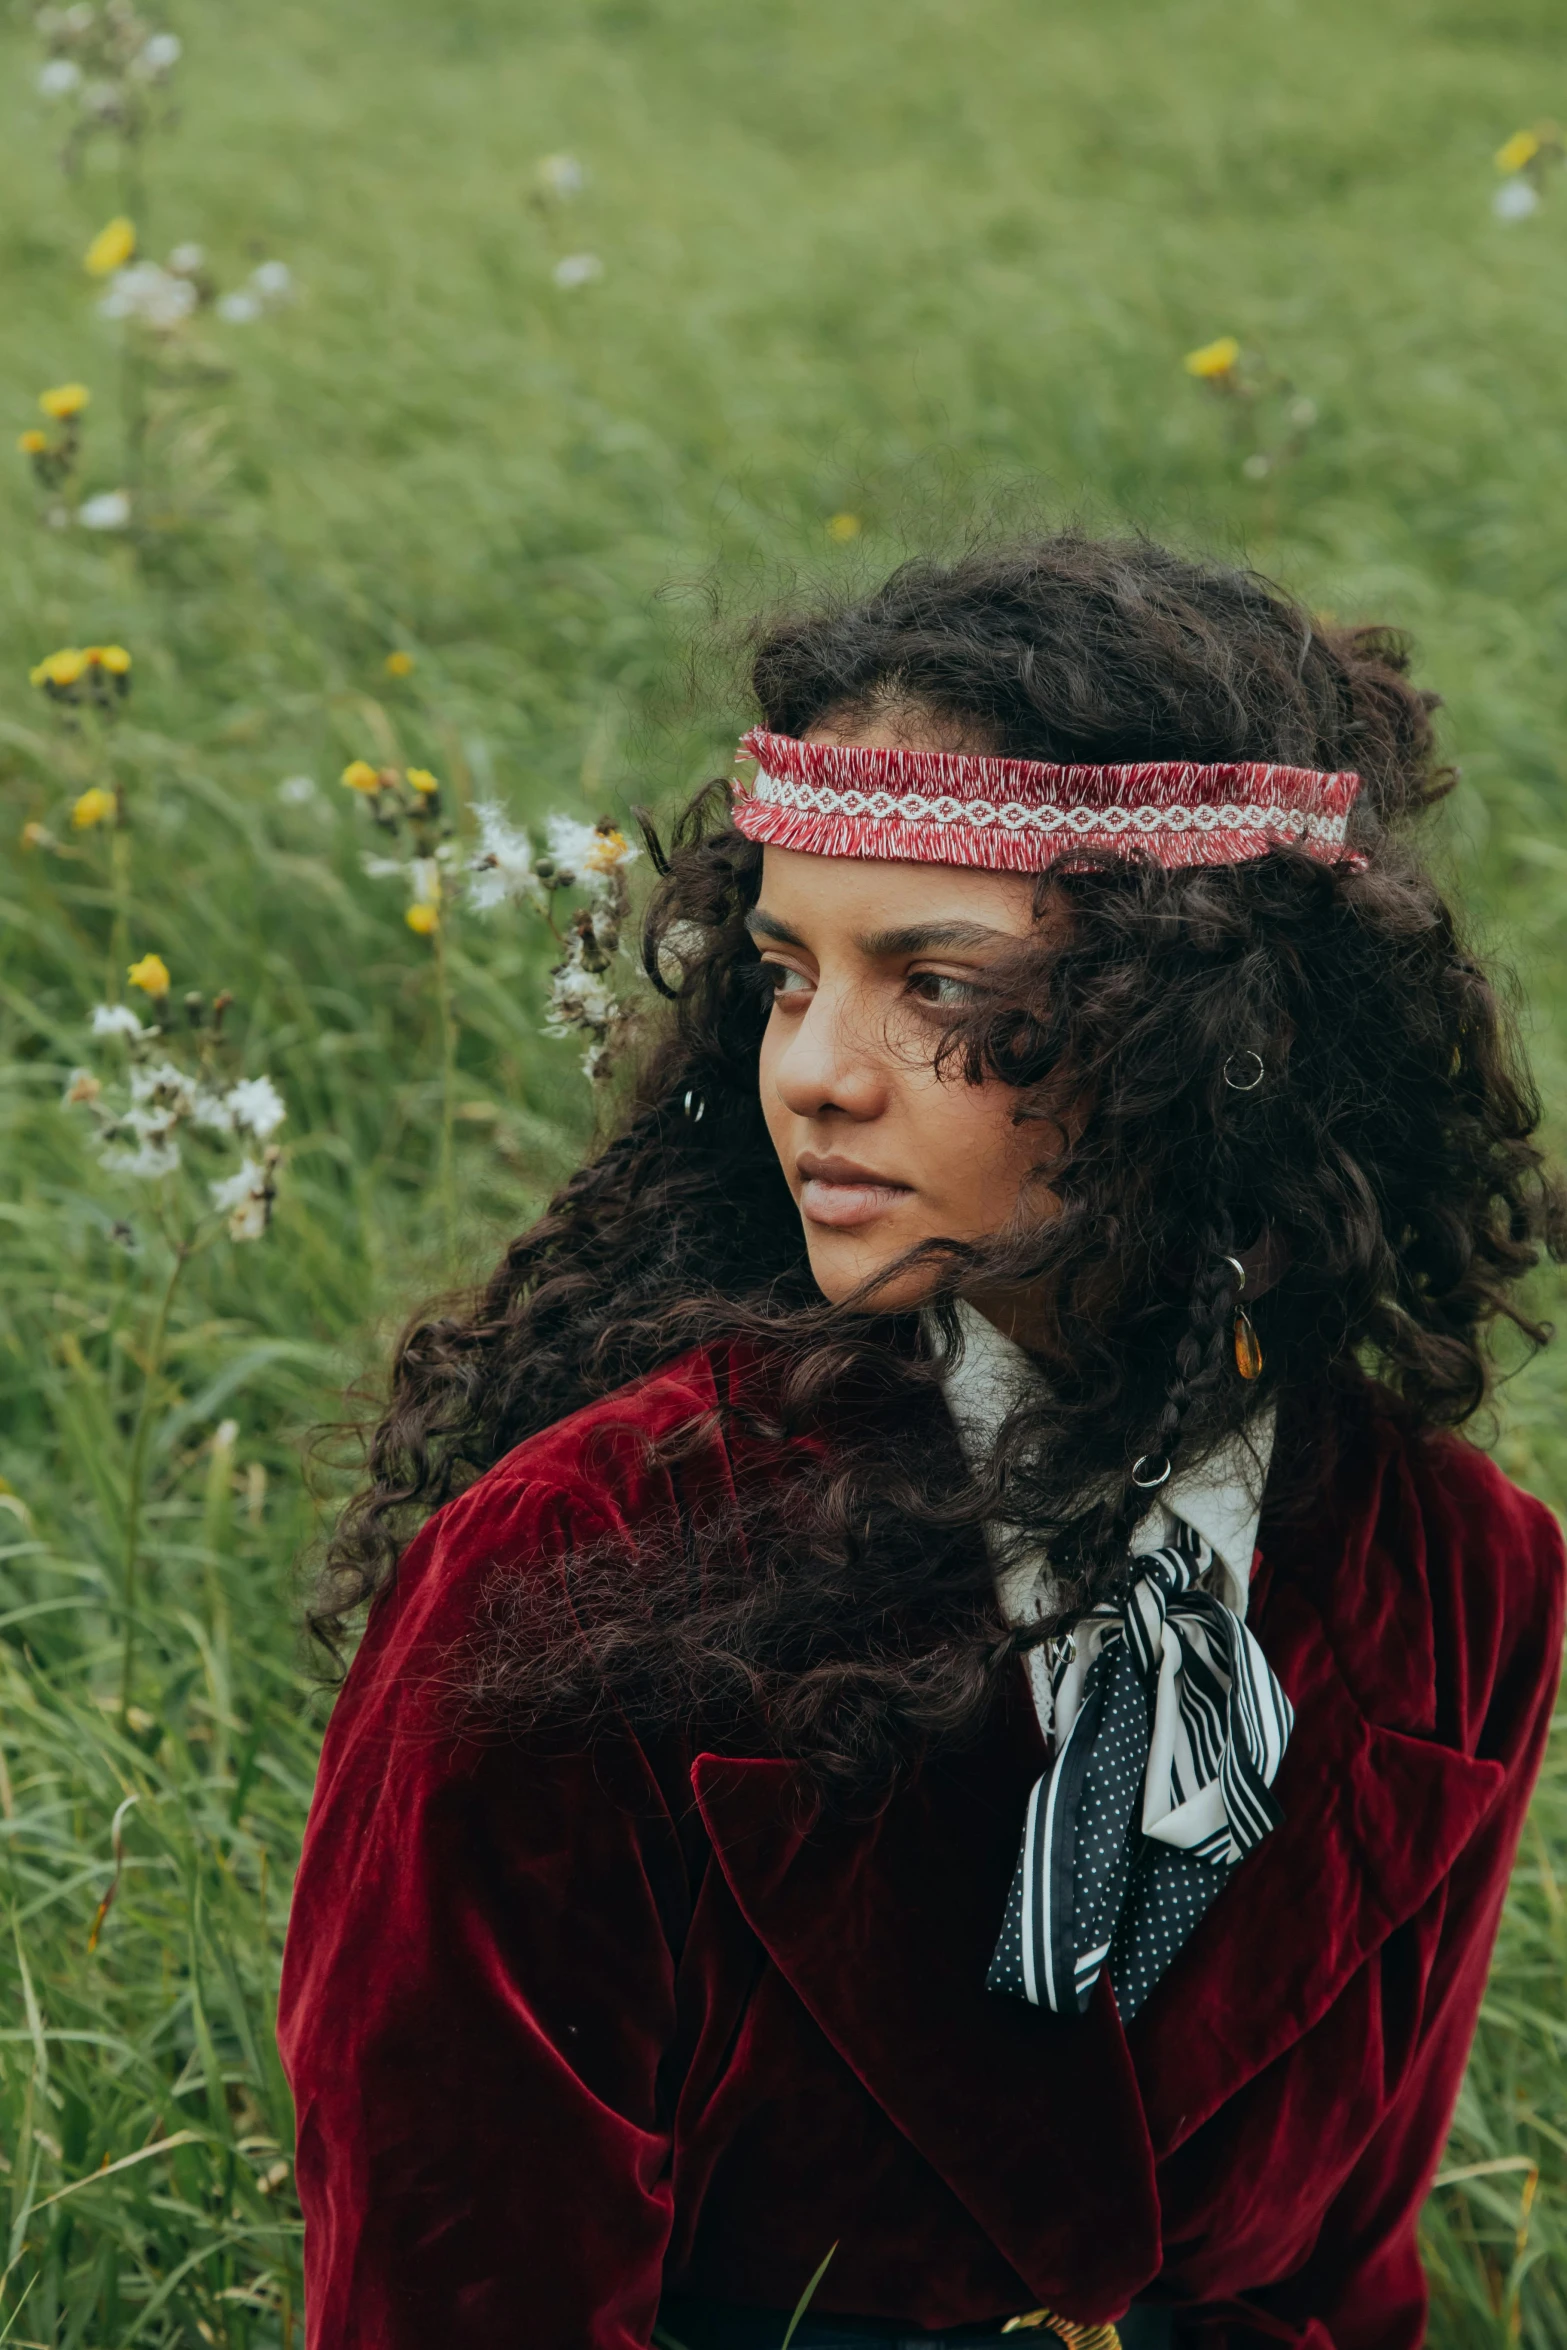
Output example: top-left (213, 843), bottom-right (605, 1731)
top-left (1268, 1396), bottom-right (1565, 1757)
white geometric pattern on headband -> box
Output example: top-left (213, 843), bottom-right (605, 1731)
top-left (749, 769), bottom-right (1353, 847)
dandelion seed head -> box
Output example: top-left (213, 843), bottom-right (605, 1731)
top-left (78, 488), bottom-right (131, 530)
top-left (1493, 176), bottom-right (1540, 220)
top-left (101, 1135), bottom-right (181, 1181)
top-left (99, 261), bottom-right (197, 331)
top-left (217, 290), bottom-right (263, 325)
top-left (467, 802), bottom-right (536, 912)
top-left (91, 1003), bottom-right (146, 1039)
top-left (276, 773), bottom-right (318, 805)
top-left (553, 252), bottom-right (603, 289)
top-left (167, 243), bottom-right (205, 276)
top-left (129, 30), bottom-right (181, 78)
top-left (360, 853), bottom-right (404, 880)
top-left (537, 152), bottom-right (586, 198)
top-left (250, 259), bottom-right (294, 302)
top-left (37, 56), bottom-right (83, 97)
top-left (226, 1074), bottom-right (287, 1141)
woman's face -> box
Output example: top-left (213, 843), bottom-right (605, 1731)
top-left (754, 728), bottom-right (1057, 1312)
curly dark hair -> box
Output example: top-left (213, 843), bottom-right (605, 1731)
top-left (315, 533), bottom-right (1563, 1804)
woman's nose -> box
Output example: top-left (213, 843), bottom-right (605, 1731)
top-left (771, 984), bottom-right (888, 1121)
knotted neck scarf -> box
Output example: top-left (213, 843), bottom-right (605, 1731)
top-left (935, 1302), bottom-right (1291, 2023)
top-left (987, 1520), bottom-right (1293, 2020)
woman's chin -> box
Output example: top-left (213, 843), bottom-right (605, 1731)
top-left (805, 1234), bottom-right (942, 1314)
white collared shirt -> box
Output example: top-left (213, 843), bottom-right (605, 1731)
top-left (936, 1299), bottom-right (1275, 1741)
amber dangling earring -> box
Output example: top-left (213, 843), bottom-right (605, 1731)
top-left (1222, 1253), bottom-right (1264, 1381)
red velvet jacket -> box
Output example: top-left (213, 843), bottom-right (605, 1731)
top-left (278, 1346), bottom-right (1564, 2350)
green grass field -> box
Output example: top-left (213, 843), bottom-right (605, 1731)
top-left (2, 0), bottom-right (1566, 2340)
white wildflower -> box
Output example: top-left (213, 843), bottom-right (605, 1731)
top-left (129, 1058), bottom-right (195, 1117)
top-left (191, 1086), bottom-right (235, 1134)
top-left (216, 289), bottom-right (263, 324)
top-left (361, 852), bottom-right (405, 880)
top-left (1493, 177), bottom-right (1540, 220)
top-left (537, 152), bottom-right (586, 198)
top-left (91, 1002), bottom-right (147, 1038)
top-left (99, 261), bottom-right (198, 331)
top-left (276, 773), bottom-right (318, 804)
top-left (63, 2), bottom-right (96, 31)
top-left (249, 259), bottom-right (294, 303)
top-left (553, 252), bottom-right (603, 289)
top-left (62, 1067), bottom-right (101, 1106)
top-left (1241, 452), bottom-right (1272, 481)
top-left (167, 241), bottom-right (205, 275)
top-left (467, 801), bottom-right (537, 911)
top-left (225, 1073), bottom-right (287, 1141)
top-left (129, 29), bottom-right (181, 77)
top-left (36, 55), bottom-right (83, 96)
top-left (210, 1157), bottom-right (272, 1240)
top-left (100, 1135), bottom-right (181, 1180)
top-left (545, 812), bottom-right (638, 897)
top-left (545, 961), bottom-right (614, 1034)
top-left (78, 488), bottom-right (132, 530)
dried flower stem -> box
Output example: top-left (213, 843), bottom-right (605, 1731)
top-left (432, 915), bottom-right (459, 1257)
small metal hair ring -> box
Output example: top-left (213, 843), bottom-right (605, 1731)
top-left (1223, 1050), bottom-right (1265, 1093)
top-left (683, 1088), bottom-right (706, 1123)
top-left (1221, 1252), bottom-right (1247, 1292)
top-left (1131, 1453), bottom-right (1173, 1489)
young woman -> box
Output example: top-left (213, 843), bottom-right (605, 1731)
top-left (279, 536), bottom-right (1566, 2350)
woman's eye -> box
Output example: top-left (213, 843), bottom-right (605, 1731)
top-left (760, 960), bottom-right (813, 1000)
top-left (909, 971), bottom-right (981, 1008)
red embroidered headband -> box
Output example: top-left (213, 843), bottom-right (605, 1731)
top-left (731, 728), bottom-right (1363, 873)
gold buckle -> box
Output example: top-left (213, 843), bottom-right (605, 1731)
top-left (1000, 2314), bottom-right (1123, 2350)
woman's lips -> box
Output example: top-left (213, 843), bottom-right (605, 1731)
top-left (797, 1158), bottom-right (913, 1229)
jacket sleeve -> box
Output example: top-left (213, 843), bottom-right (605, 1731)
top-left (277, 1474), bottom-right (690, 2350)
top-left (1203, 1486), bottom-right (1565, 2350)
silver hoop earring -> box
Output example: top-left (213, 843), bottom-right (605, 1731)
top-left (1131, 1453), bottom-right (1172, 1489)
top-left (683, 1089), bottom-right (706, 1123)
top-left (1221, 1252), bottom-right (1247, 1291)
top-left (1223, 1051), bottom-right (1264, 1093)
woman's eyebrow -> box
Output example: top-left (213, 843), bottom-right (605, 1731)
top-left (856, 919), bottom-right (1012, 955)
top-left (744, 909), bottom-right (806, 946)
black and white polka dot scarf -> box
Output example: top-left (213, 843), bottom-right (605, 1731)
top-left (988, 1521), bottom-right (1293, 2021)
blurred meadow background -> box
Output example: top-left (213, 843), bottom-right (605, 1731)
top-left (1, 0), bottom-right (1566, 2340)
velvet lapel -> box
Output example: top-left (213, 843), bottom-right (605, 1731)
top-left (691, 1719), bottom-right (1163, 2321)
top-left (1126, 1568), bottom-right (1504, 2152)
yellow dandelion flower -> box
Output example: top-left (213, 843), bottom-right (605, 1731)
top-left (1496, 129), bottom-right (1542, 175)
top-left (18, 428), bottom-right (49, 455)
top-left (39, 382), bottom-right (90, 420)
top-left (341, 758), bottom-right (383, 793)
top-left (31, 647), bottom-right (86, 689)
top-left (583, 825), bottom-right (631, 873)
top-left (405, 766), bottom-right (440, 796)
top-left (1184, 335), bottom-right (1241, 380)
top-left (71, 786), bottom-right (118, 830)
top-left (827, 513), bottom-right (861, 542)
top-left (405, 902), bottom-right (439, 936)
top-left (84, 216), bottom-right (136, 277)
top-left (85, 643), bottom-right (132, 675)
top-left (127, 952), bottom-right (171, 996)
top-left (385, 650), bottom-right (415, 677)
